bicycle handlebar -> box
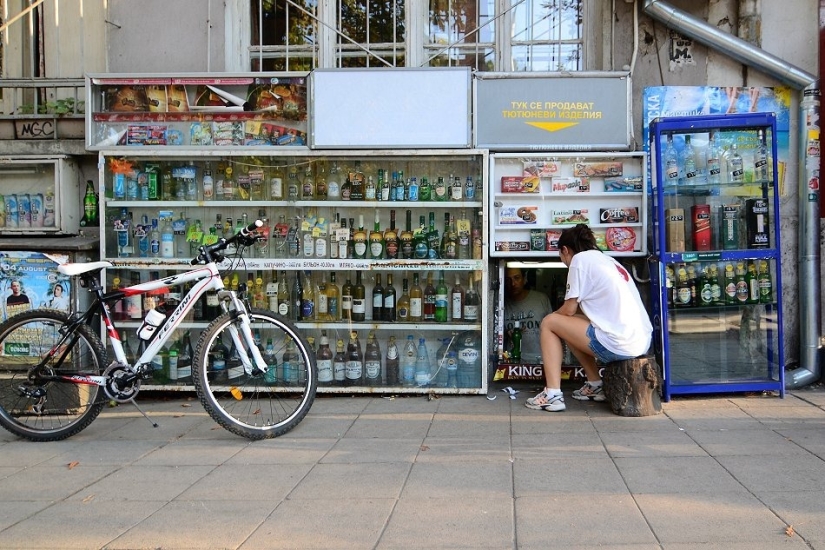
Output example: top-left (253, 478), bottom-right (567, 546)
top-left (191, 219), bottom-right (264, 265)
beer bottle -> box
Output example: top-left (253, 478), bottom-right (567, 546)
top-left (345, 331), bottom-right (363, 386)
top-left (758, 260), bottom-right (773, 304)
top-left (746, 261), bottom-right (759, 304)
top-left (735, 262), bottom-right (749, 303)
top-left (385, 335), bottom-right (400, 386)
top-left (80, 180), bottom-right (98, 226)
top-left (317, 332), bottom-right (334, 386)
top-left (333, 339), bottom-right (347, 386)
top-left (364, 331), bottom-right (382, 386)
top-left (724, 263), bottom-right (737, 304)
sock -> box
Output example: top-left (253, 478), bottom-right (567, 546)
top-left (588, 380), bottom-right (603, 388)
top-left (545, 387), bottom-right (562, 396)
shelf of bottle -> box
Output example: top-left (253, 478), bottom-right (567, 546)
top-left (105, 199), bottom-right (485, 209)
top-left (494, 222), bottom-right (643, 231)
top-left (659, 250), bottom-right (777, 263)
top-left (490, 250), bottom-right (644, 258)
top-left (295, 321), bottom-right (480, 331)
top-left (492, 191), bottom-right (643, 200)
top-left (103, 257), bottom-right (485, 270)
top-left (138, 383), bottom-right (485, 394)
top-left (665, 301), bottom-right (777, 312)
top-left (659, 179), bottom-right (773, 196)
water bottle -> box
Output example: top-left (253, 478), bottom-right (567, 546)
top-left (434, 338), bottom-right (450, 388)
top-left (263, 338), bottom-right (277, 384)
top-left (401, 335), bottom-right (416, 387)
top-left (415, 337), bottom-right (431, 386)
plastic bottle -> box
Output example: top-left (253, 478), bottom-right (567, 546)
top-left (401, 335), bottom-right (417, 387)
top-left (160, 216), bottom-right (175, 258)
top-left (263, 338), bottom-right (277, 384)
top-left (415, 337), bottom-right (431, 386)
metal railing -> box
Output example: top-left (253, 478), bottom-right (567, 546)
top-left (0, 78), bottom-right (86, 117)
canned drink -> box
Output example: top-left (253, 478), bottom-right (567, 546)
top-left (5, 194), bottom-right (18, 228)
top-left (17, 193), bottom-right (31, 228)
top-left (43, 189), bottom-right (56, 227)
top-left (30, 193), bottom-right (44, 228)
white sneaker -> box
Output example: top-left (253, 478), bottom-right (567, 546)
top-left (572, 382), bottom-right (606, 402)
top-left (525, 390), bottom-right (566, 412)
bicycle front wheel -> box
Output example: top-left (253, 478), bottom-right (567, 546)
top-left (0, 310), bottom-right (107, 441)
top-left (193, 309), bottom-right (317, 440)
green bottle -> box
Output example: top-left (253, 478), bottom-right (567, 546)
top-left (435, 271), bottom-right (448, 322)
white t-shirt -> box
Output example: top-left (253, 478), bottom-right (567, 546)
top-left (565, 250), bottom-right (652, 357)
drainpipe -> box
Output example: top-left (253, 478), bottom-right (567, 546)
top-left (642, 0), bottom-right (821, 388)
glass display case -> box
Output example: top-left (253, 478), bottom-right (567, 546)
top-left (96, 149), bottom-right (489, 394)
top-left (649, 112), bottom-right (784, 400)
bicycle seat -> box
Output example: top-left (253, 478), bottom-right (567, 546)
top-left (58, 261), bottom-right (113, 277)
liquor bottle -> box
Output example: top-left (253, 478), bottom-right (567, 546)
top-left (383, 273), bottom-right (397, 322)
top-left (664, 134), bottom-right (679, 184)
top-left (442, 214), bottom-right (458, 259)
top-left (345, 331), bottom-right (363, 386)
top-left (282, 337), bottom-right (298, 385)
top-left (341, 274), bottom-right (353, 321)
top-left (735, 261), bottom-right (749, 303)
top-left (315, 164), bottom-right (328, 200)
top-left (683, 135), bottom-right (698, 184)
top-left (409, 273), bottom-right (423, 322)
top-left (111, 276), bottom-right (126, 320)
top-left (511, 321), bottom-right (523, 363)
top-left (369, 211), bottom-right (384, 259)
top-left (327, 162), bottom-right (341, 199)
top-left (187, 219), bottom-right (204, 257)
top-left (415, 337), bottom-right (431, 386)
top-left (471, 211), bottom-right (483, 260)
top-left (177, 331), bottom-right (194, 381)
top-left (301, 164), bottom-right (315, 199)
top-left (223, 165), bottom-right (236, 201)
top-left (724, 262), bottom-right (737, 304)
top-left (423, 272), bottom-right (436, 322)
top-left (160, 216), bottom-right (175, 258)
top-left (385, 335), bottom-right (400, 386)
top-left (147, 165), bottom-right (160, 201)
top-left (427, 211), bottom-right (440, 259)
top-left (413, 215), bottom-right (429, 259)
top-left (435, 271), bottom-right (449, 322)
top-left (135, 215), bottom-right (149, 258)
top-left (396, 277), bottom-right (411, 322)
top-left (755, 129), bottom-right (770, 182)
top-left (333, 338), bottom-right (347, 386)
top-left (352, 271), bottom-right (367, 322)
top-left (80, 180), bottom-right (98, 227)
top-left (223, 216), bottom-right (236, 256)
top-left (316, 273), bottom-right (329, 321)
top-left (384, 210), bottom-right (399, 260)
top-left (664, 264), bottom-right (675, 307)
top-left (450, 176), bottom-right (463, 201)
top-left (758, 260), bottom-right (773, 303)
top-left (464, 175), bottom-right (476, 200)
top-left (266, 272), bottom-right (279, 312)
top-left (456, 210), bottom-right (471, 259)
top-left (340, 170), bottom-right (352, 200)
top-left (270, 164), bottom-right (284, 200)
top-left (287, 164), bottom-right (299, 200)
top-left (226, 339), bottom-right (244, 380)
top-left (729, 142), bottom-right (744, 183)
top-left (407, 176), bottom-right (419, 201)
top-left (706, 131), bottom-right (722, 184)
top-left (327, 272), bottom-right (340, 320)
top-left (277, 270), bottom-right (290, 317)
top-left (317, 332), bottom-right (334, 386)
top-left (253, 273), bottom-right (267, 309)
top-left (365, 175), bottom-right (377, 201)
top-left (379, 169), bottom-right (391, 201)
top-left (184, 162), bottom-right (198, 201)
top-left (419, 177), bottom-right (432, 202)
top-left (400, 210), bottom-right (414, 259)
top-left (172, 212), bottom-right (188, 258)
top-left (291, 270), bottom-right (304, 321)
top-left (372, 273), bottom-right (384, 321)
top-left (301, 271), bottom-right (315, 320)
top-left (337, 218), bottom-right (349, 259)
top-left (287, 218), bottom-right (300, 258)
top-left (364, 331), bottom-right (382, 386)
top-left (353, 215), bottom-right (368, 259)
top-left (463, 273), bottom-right (480, 322)
top-left (401, 335), bottom-right (416, 386)
top-left (434, 176), bottom-right (448, 201)
top-left (394, 170), bottom-right (405, 201)
top-left (263, 338), bottom-right (278, 384)
top-left (746, 261), bottom-right (759, 304)
top-left (350, 161), bottom-right (365, 201)
top-left (451, 275), bottom-right (464, 321)
top-left (115, 209), bottom-right (133, 258)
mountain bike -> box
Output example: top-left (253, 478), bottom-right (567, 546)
top-left (0, 220), bottom-right (317, 441)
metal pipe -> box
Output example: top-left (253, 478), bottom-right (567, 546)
top-left (642, 0), bottom-right (822, 387)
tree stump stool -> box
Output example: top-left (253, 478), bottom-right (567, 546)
top-left (602, 355), bottom-right (662, 417)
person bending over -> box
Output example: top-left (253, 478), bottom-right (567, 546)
top-left (526, 224), bottom-right (652, 412)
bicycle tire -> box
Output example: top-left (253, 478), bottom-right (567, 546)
top-left (193, 308), bottom-right (317, 440)
top-left (0, 310), bottom-right (107, 441)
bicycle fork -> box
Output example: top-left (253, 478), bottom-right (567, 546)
top-left (221, 292), bottom-right (268, 380)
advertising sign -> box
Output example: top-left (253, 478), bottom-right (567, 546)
top-left (474, 73), bottom-right (632, 151)
top-left (0, 252), bottom-right (71, 321)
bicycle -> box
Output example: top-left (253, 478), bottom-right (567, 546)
top-left (0, 220), bottom-right (317, 441)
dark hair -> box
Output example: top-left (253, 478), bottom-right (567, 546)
top-left (557, 224), bottom-right (599, 254)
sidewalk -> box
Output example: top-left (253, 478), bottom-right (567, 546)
top-left (1, 382), bottom-right (824, 549)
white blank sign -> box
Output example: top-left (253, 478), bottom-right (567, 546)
top-left (310, 68), bottom-right (471, 149)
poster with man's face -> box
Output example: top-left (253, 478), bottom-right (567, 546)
top-left (0, 252), bottom-right (71, 321)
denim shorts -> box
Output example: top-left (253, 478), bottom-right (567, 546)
top-left (586, 324), bottom-right (636, 364)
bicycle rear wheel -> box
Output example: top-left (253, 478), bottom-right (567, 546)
top-left (193, 308), bottom-right (317, 440)
top-left (0, 310), bottom-right (107, 441)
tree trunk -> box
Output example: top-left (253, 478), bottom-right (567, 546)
top-left (602, 355), bottom-right (663, 417)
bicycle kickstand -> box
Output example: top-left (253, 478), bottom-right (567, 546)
top-left (128, 398), bottom-right (159, 428)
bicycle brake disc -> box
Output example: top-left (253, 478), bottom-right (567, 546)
top-left (103, 363), bottom-right (141, 402)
